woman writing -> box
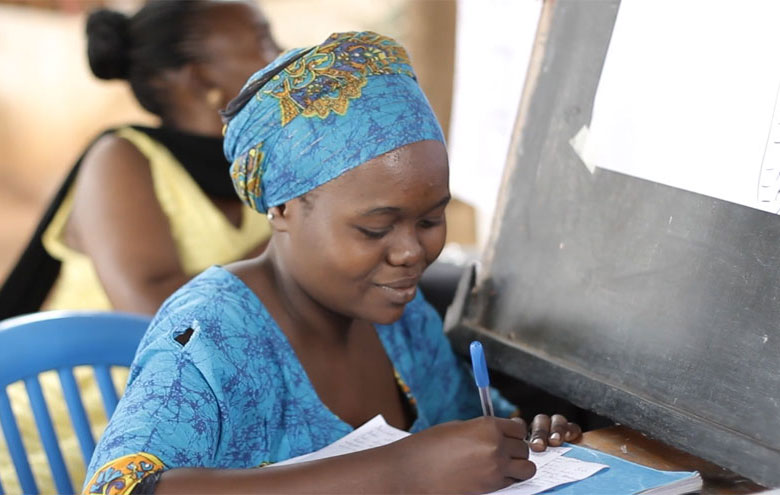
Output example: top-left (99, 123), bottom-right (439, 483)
top-left (83, 32), bottom-right (580, 494)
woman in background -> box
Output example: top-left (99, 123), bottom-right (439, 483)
top-left (42, 0), bottom-right (281, 315)
top-left (0, 1), bottom-right (280, 493)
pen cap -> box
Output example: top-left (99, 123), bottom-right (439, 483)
top-left (470, 341), bottom-right (490, 388)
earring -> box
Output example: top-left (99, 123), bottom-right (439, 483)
top-left (267, 211), bottom-right (275, 220)
top-left (206, 88), bottom-right (224, 109)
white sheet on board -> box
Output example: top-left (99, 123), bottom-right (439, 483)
top-left (448, 0), bottom-right (542, 246)
top-left (583, 0), bottom-right (780, 213)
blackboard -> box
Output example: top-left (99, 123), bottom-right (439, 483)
top-left (445, 0), bottom-right (780, 488)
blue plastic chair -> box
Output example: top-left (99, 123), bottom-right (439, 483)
top-left (0, 311), bottom-right (150, 495)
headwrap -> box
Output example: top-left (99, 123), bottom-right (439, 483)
top-left (223, 31), bottom-right (445, 213)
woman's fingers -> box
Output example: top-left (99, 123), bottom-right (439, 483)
top-left (504, 417), bottom-right (528, 439)
top-left (514, 413), bottom-right (583, 453)
top-left (504, 436), bottom-right (530, 460)
top-left (495, 416), bottom-right (527, 442)
top-left (564, 421), bottom-right (582, 442)
top-left (529, 414), bottom-right (551, 451)
top-left (504, 459), bottom-right (537, 481)
top-left (549, 414), bottom-right (568, 446)
top-left (529, 414), bottom-right (581, 449)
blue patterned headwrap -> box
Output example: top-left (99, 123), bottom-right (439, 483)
top-left (223, 31), bottom-right (445, 213)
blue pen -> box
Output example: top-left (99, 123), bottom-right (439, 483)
top-left (469, 341), bottom-right (495, 416)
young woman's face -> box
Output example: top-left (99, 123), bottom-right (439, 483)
top-left (199, 1), bottom-right (282, 102)
top-left (276, 140), bottom-right (450, 325)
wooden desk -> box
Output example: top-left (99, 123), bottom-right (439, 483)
top-left (575, 426), bottom-right (767, 494)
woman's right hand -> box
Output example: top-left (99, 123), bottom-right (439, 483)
top-left (385, 416), bottom-right (536, 494)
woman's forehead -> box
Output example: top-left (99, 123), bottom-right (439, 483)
top-left (314, 140), bottom-right (450, 209)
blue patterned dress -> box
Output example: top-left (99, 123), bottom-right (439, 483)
top-left (83, 266), bottom-right (515, 494)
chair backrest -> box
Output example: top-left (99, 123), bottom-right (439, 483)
top-left (0, 311), bottom-right (150, 495)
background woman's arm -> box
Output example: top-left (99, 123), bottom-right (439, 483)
top-left (67, 134), bottom-right (190, 314)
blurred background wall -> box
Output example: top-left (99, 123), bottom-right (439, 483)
top-left (0, 0), bottom-right (460, 281)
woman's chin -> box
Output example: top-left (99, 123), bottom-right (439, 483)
top-left (367, 306), bottom-right (407, 326)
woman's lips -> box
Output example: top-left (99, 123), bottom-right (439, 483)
top-left (375, 279), bottom-right (419, 304)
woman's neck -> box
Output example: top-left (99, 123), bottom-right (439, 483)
top-left (259, 248), bottom-right (356, 347)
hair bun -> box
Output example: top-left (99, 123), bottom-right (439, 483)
top-left (86, 9), bottom-right (131, 80)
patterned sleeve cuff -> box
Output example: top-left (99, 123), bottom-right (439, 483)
top-left (83, 453), bottom-right (165, 495)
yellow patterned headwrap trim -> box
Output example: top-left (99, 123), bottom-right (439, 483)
top-left (229, 142), bottom-right (265, 211)
top-left (266, 32), bottom-right (413, 126)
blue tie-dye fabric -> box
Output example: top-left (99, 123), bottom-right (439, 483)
top-left (223, 31), bottom-right (445, 213)
top-left (84, 266), bottom-right (515, 484)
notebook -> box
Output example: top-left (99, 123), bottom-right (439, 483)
top-left (276, 415), bottom-right (702, 495)
top-left (539, 443), bottom-right (703, 495)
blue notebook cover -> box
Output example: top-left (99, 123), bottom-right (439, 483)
top-left (540, 443), bottom-right (701, 494)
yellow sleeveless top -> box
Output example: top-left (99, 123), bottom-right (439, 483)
top-left (0, 127), bottom-right (270, 494)
top-left (42, 126), bottom-right (270, 310)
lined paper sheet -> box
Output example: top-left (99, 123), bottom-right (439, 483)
top-left (489, 457), bottom-right (607, 495)
top-left (274, 415), bottom-right (606, 494)
top-left (274, 415), bottom-right (407, 466)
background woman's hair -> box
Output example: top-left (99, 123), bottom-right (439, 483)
top-left (86, 0), bottom-right (211, 119)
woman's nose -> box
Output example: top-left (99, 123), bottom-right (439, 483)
top-left (387, 228), bottom-right (425, 267)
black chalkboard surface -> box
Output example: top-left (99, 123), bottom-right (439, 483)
top-left (445, 0), bottom-right (780, 488)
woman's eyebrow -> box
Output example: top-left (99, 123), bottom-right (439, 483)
top-left (360, 206), bottom-right (401, 216)
top-left (359, 195), bottom-right (451, 216)
top-left (431, 195), bottom-right (452, 210)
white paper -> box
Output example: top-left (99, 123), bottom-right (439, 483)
top-left (584, 0), bottom-right (780, 214)
top-left (274, 415), bottom-right (605, 495)
top-left (448, 0), bottom-right (542, 246)
top-left (274, 415), bottom-right (408, 466)
top-left (489, 457), bottom-right (607, 495)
